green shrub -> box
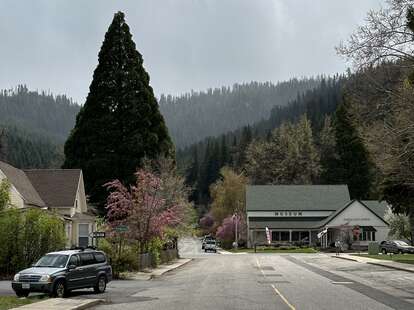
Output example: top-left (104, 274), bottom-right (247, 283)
top-left (98, 238), bottom-right (139, 277)
top-left (148, 238), bottom-right (163, 267)
top-left (0, 208), bottom-right (65, 277)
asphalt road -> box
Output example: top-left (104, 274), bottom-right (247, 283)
top-left (2, 238), bottom-right (414, 310)
top-left (89, 238), bottom-right (414, 310)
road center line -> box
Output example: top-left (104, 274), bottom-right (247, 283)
top-left (271, 284), bottom-right (296, 310)
top-left (256, 257), bottom-right (296, 310)
top-left (255, 257), bottom-right (267, 278)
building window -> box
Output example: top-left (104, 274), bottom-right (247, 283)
top-left (272, 231), bottom-right (280, 241)
top-left (78, 224), bottom-right (89, 247)
top-left (280, 231), bottom-right (289, 241)
top-left (292, 231), bottom-right (300, 241)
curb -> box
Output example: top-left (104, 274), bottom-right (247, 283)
top-left (366, 262), bottom-right (414, 274)
top-left (331, 255), bottom-right (359, 262)
top-left (331, 255), bottom-right (414, 273)
top-left (71, 299), bottom-right (105, 310)
top-left (150, 259), bottom-right (193, 279)
top-left (10, 298), bottom-right (104, 310)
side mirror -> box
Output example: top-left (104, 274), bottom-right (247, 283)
top-left (68, 264), bottom-right (76, 270)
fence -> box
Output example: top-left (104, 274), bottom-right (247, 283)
top-left (138, 248), bottom-right (178, 270)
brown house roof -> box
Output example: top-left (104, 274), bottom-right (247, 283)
top-left (24, 169), bottom-right (81, 208)
top-left (0, 161), bottom-right (45, 207)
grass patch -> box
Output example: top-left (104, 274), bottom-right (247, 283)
top-left (353, 254), bottom-right (414, 265)
top-left (0, 295), bottom-right (48, 310)
top-left (228, 247), bottom-right (318, 253)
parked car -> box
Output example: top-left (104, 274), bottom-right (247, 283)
top-left (201, 236), bottom-right (215, 250)
top-left (12, 248), bottom-right (112, 298)
top-left (380, 240), bottom-right (414, 254)
top-left (204, 240), bottom-right (217, 253)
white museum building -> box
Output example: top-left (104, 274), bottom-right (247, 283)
top-left (246, 185), bottom-right (390, 248)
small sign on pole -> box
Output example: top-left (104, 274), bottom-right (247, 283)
top-left (115, 225), bottom-right (129, 232)
top-left (352, 226), bottom-right (361, 238)
top-left (92, 231), bottom-right (106, 238)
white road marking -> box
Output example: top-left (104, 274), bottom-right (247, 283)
top-left (256, 256), bottom-right (296, 310)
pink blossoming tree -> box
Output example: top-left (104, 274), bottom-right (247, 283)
top-left (106, 169), bottom-right (182, 253)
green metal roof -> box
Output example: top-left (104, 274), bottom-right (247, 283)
top-left (361, 200), bottom-right (390, 219)
top-left (246, 185), bottom-right (350, 212)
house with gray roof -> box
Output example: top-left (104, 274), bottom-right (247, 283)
top-left (0, 161), bottom-right (96, 248)
top-left (246, 185), bottom-right (390, 248)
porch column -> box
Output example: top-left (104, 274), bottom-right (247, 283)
top-left (309, 230), bottom-right (312, 245)
top-left (289, 230), bottom-right (292, 243)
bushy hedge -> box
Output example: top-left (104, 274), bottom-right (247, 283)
top-left (0, 208), bottom-right (66, 277)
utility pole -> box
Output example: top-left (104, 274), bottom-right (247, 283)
top-left (233, 213), bottom-right (238, 249)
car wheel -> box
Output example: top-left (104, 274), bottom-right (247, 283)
top-left (53, 280), bottom-right (67, 298)
top-left (15, 290), bottom-right (29, 298)
top-left (381, 248), bottom-right (387, 254)
top-left (94, 276), bottom-right (106, 294)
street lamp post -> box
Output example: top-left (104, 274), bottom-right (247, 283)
top-left (233, 213), bottom-right (238, 249)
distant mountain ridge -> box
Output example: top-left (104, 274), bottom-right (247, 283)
top-left (0, 85), bottom-right (80, 144)
top-left (0, 85), bottom-right (79, 168)
top-left (0, 79), bottom-right (320, 168)
top-left (159, 78), bottom-right (320, 149)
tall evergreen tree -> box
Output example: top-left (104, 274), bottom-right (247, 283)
top-left (333, 99), bottom-right (373, 199)
top-left (0, 129), bottom-right (6, 162)
top-left (63, 12), bottom-right (173, 211)
top-left (319, 116), bottom-right (340, 184)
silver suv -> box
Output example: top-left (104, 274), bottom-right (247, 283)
top-left (11, 248), bottom-right (112, 298)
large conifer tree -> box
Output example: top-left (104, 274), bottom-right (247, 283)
top-left (63, 12), bottom-right (173, 211)
top-left (333, 99), bottom-right (373, 199)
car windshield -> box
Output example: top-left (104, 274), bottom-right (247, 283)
top-left (395, 241), bottom-right (409, 246)
top-left (34, 254), bottom-right (69, 268)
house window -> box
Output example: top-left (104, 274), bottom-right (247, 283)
top-left (361, 231), bottom-right (376, 241)
top-left (354, 230), bottom-right (376, 241)
top-left (78, 224), bottom-right (89, 247)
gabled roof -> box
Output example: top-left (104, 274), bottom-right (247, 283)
top-left (319, 200), bottom-right (389, 227)
top-left (24, 169), bottom-right (81, 208)
top-left (0, 161), bottom-right (45, 207)
top-left (246, 185), bottom-right (350, 212)
top-left (362, 200), bottom-right (390, 219)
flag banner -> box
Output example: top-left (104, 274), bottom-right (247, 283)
top-left (265, 227), bottom-right (271, 245)
top-left (317, 228), bottom-right (328, 239)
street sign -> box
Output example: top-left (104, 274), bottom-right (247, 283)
top-left (115, 225), bottom-right (129, 232)
top-left (92, 231), bottom-right (106, 238)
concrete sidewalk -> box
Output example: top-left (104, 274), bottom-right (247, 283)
top-left (332, 253), bottom-right (414, 273)
top-left (120, 258), bottom-right (192, 280)
top-left (10, 298), bottom-right (103, 310)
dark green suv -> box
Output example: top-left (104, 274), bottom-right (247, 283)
top-left (12, 248), bottom-right (112, 298)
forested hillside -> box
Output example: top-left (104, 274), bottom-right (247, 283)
top-left (0, 85), bottom-right (79, 168)
top-left (0, 85), bottom-right (79, 143)
top-left (159, 79), bottom-right (320, 148)
top-left (178, 76), bottom-right (346, 211)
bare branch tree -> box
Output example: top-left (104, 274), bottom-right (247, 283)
top-left (337, 0), bottom-right (414, 69)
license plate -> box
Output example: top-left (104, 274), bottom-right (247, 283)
top-left (22, 283), bottom-right (30, 289)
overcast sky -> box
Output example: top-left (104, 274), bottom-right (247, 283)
top-left (0, 0), bottom-right (383, 104)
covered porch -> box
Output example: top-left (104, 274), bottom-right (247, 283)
top-left (318, 225), bottom-right (377, 249)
